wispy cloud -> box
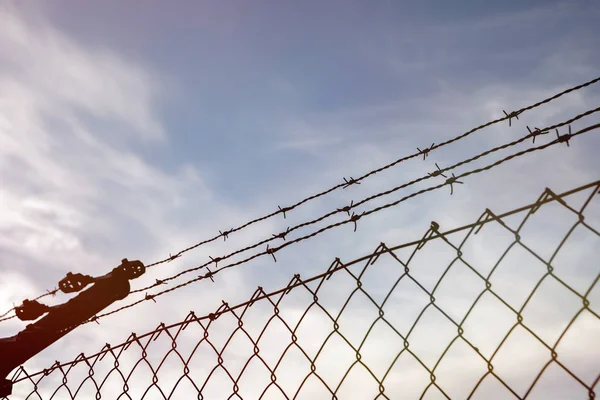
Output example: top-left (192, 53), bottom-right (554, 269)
top-left (0, 4), bottom-right (249, 330)
top-left (0, 5), bottom-right (164, 142)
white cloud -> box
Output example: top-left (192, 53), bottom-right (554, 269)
top-left (0, 3), bottom-right (245, 331)
top-left (0, 5), bottom-right (164, 142)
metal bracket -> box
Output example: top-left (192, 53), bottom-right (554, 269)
top-left (58, 272), bottom-right (94, 294)
top-left (114, 259), bottom-right (145, 280)
top-left (15, 300), bottom-right (50, 322)
top-left (0, 258), bottom-right (146, 397)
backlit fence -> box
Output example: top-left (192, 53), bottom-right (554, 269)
top-left (5, 179), bottom-right (600, 399)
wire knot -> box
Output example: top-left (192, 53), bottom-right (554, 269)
top-left (417, 143), bottom-right (435, 160)
top-left (343, 176), bottom-right (361, 189)
top-left (325, 257), bottom-right (344, 280)
top-left (416, 221), bottom-right (441, 250)
top-left (503, 110), bottom-right (521, 127)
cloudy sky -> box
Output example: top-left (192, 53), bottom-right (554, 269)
top-left (1, 1), bottom-right (599, 399)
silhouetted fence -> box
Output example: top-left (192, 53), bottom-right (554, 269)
top-left (5, 179), bottom-right (599, 399)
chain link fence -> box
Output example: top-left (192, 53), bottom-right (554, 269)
top-left (5, 179), bottom-right (600, 399)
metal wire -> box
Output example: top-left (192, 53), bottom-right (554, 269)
top-left (5, 178), bottom-right (599, 399)
top-left (2, 76), bottom-right (598, 324)
top-left (2, 111), bottom-right (597, 334)
top-left (127, 108), bottom-right (599, 293)
top-left (138, 77), bottom-right (600, 267)
top-left (139, 76), bottom-right (600, 270)
top-left (51, 118), bottom-right (598, 329)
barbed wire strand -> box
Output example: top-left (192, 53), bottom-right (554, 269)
top-left (1, 77), bottom-right (598, 323)
top-left (143, 76), bottom-right (600, 269)
top-left (10, 176), bottom-right (599, 388)
top-left (52, 121), bottom-right (600, 330)
top-left (115, 108), bottom-right (600, 299)
top-left (111, 107), bottom-right (600, 293)
top-left (1, 113), bottom-right (596, 327)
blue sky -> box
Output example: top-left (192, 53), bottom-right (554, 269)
top-left (1, 1), bottom-right (599, 398)
top-left (28, 0), bottom-right (600, 197)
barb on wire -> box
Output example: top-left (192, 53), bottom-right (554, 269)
top-left (203, 268), bottom-right (215, 283)
top-left (417, 143), bottom-right (435, 160)
top-left (349, 212), bottom-right (363, 232)
top-left (277, 205), bottom-right (293, 219)
top-left (219, 229), bottom-right (232, 241)
top-left (527, 126), bottom-right (548, 144)
top-left (3, 77), bottom-right (599, 323)
top-left (9, 177), bottom-right (599, 399)
top-left (266, 245), bottom-right (278, 262)
top-left (272, 227), bottom-right (291, 241)
top-left (503, 109), bottom-right (521, 126)
top-left (337, 200), bottom-right (354, 216)
top-left (445, 173), bottom-right (464, 195)
top-left (429, 162), bottom-right (447, 178)
top-left (556, 125), bottom-right (572, 147)
top-left (209, 255), bottom-right (221, 266)
top-left (144, 293), bottom-right (156, 303)
top-left (342, 176), bottom-right (361, 189)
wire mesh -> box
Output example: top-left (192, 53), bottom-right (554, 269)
top-left (5, 179), bottom-right (599, 399)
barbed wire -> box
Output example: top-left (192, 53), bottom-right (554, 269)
top-left (1, 112), bottom-right (597, 328)
top-left (122, 111), bottom-right (598, 282)
top-left (142, 76), bottom-right (600, 269)
top-left (121, 108), bottom-right (600, 297)
top-left (51, 119), bottom-right (600, 330)
top-left (1, 77), bottom-right (598, 324)
top-left (8, 177), bottom-right (599, 399)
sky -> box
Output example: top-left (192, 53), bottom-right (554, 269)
top-left (0, 1), bottom-right (599, 399)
